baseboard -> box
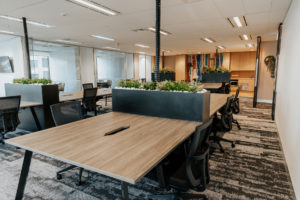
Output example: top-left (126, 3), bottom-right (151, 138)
top-left (257, 99), bottom-right (273, 104)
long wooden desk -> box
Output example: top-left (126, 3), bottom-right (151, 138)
top-left (202, 83), bottom-right (223, 90)
top-left (209, 93), bottom-right (231, 116)
top-left (8, 93), bottom-right (230, 200)
top-left (59, 88), bottom-right (112, 102)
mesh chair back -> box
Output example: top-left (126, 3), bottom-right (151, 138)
top-left (82, 83), bottom-right (93, 90)
top-left (0, 96), bottom-right (21, 133)
top-left (186, 118), bottom-right (213, 190)
top-left (82, 88), bottom-right (98, 112)
top-left (50, 101), bottom-right (83, 126)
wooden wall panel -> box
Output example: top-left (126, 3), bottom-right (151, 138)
top-left (230, 51), bottom-right (256, 71)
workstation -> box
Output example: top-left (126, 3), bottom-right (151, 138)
top-left (0, 0), bottom-right (299, 200)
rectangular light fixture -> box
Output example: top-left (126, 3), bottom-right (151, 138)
top-left (135, 44), bottom-right (150, 48)
top-left (233, 17), bottom-right (242, 27)
top-left (217, 45), bottom-right (225, 49)
top-left (247, 43), bottom-right (254, 48)
top-left (137, 52), bottom-right (146, 54)
top-left (67, 0), bottom-right (119, 16)
top-left (55, 39), bottom-right (81, 45)
top-left (103, 46), bottom-right (120, 51)
top-left (148, 27), bottom-right (170, 36)
top-left (243, 34), bottom-right (249, 40)
top-left (0, 30), bottom-right (15, 34)
top-left (201, 37), bottom-right (215, 43)
top-left (0, 15), bottom-right (54, 28)
top-left (91, 35), bottom-right (114, 41)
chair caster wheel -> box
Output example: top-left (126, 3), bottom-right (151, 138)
top-left (232, 143), bottom-right (236, 148)
top-left (56, 174), bottom-right (62, 180)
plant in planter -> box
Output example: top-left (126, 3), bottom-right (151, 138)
top-left (202, 67), bottom-right (231, 83)
top-left (13, 78), bottom-right (52, 85)
top-left (152, 68), bottom-right (175, 82)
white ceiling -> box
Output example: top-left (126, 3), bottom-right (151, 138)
top-left (0, 0), bottom-right (292, 55)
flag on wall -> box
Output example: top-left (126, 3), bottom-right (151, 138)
top-left (205, 54), bottom-right (209, 67)
top-left (220, 53), bottom-right (223, 67)
top-left (216, 52), bottom-right (220, 69)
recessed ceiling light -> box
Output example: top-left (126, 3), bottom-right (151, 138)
top-left (147, 27), bottom-right (171, 36)
top-left (0, 30), bottom-right (15, 34)
top-left (137, 52), bottom-right (146, 54)
top-left (103, 46), bottom-right (120, 51)
top-left (217, 45), bottom-right (225, 49)
top-left (246, 43), bottom-right (254, 48)
top-left (0, 15), bottom-right (54, 28)
top-left (162, 49), bottom-right (170, 52)
top-left (243, 34), bottom-right (248, 40)
top-left (233, 17), bottom-right (242, 27)
top-left (55, 39), bottom-right (81, 45)
top-left (201, 37), bottom-right (215, 43)
top-left (67, 0), bottom-right (119, 16)
top-left (91, 35), bottom-right (115, 41)
top-left (135, 44), bottom-right (150, 48)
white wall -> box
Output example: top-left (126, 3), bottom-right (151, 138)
top-left (0, 36), bottom-right (26, 96)
top-left (276, 0), bottom-right (300, 198)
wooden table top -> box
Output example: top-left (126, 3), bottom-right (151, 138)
top-left (20, 101), bottom-right (43, 109)
top-left (6, 112), bottom-right (201, 184)
top-left (209, 93), bottom-right (231, 116)
top-left (202, 83), bottom-right (223, 89)
top-left (59, 88), bottom-right (112, 102)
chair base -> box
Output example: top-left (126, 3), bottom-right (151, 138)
top-left (56, 165), bottom-right (84, 186)
top-left (0, 133), bottom-right (6, 144)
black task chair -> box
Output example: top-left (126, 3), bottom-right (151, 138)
top-left (210, 95), bottom-right (240, 153)
top-left (82, 88), bottom-right (98, 116)
top-left (50, 101), bottom-right (84, 185)
top-left (0, 96), bottom-right (21, 144)
top-left (149, 118), bottom-right (213, 200)
top-left (218, 82), bottom-right (230, 94)
top-left (82, 83), bottom-right (93, 90)
top-left (232, 87), bottom-right (240, 114)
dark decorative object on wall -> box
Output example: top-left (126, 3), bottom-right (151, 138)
top-left (264, 55), bottom-right (276, 78)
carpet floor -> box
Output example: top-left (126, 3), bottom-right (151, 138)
top-left (0, 97), bottom-right (295, 200)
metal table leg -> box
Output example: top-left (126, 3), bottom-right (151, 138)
top-left (15, 150), bottom-right (33, 200)
top-left (30, 107), bottom-right (41, 130)
top-left (156, 164), bottom-right (167, 188)
top-left (121, 181), bottom-right (129, 200)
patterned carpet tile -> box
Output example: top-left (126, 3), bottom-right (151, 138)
top-left (0, 97), bottom-right (296, 200)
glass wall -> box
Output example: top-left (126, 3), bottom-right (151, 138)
top-left (29, 40), bottom-right (81, 92)
top-left (139, 55), bottom-right (152, 82)
top-left (0, 34), bottom-right (26, 97)
top-left (96, 50), bottom-right (134, 87)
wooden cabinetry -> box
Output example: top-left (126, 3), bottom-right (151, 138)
top-left (230, 51), bottom-right (256, 71)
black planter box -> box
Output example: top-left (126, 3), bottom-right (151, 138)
top-left (112, 88), bottom-right (210, 122)
top-left (202, 72), bottom-right (231, 83)
top-left (152, 72), bottom-right (175, 82)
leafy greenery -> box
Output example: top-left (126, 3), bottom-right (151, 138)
top-left (203, 67), bottom-right (230, 74)
top-left (118, 80), bottom-right (204, 93)
top-left (159, 68), bottom-right (175, 74)
top-left (13, 78), bottom-right (52, 85)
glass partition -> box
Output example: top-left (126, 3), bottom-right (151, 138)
top-left (29, 40), bottom-right (81, 92)
top-left (96, 50), bottom-right (134, 87)
top-left (0, 34), bottom-right (26, 97)
top-left (139, 55), bottom-right (152, 82)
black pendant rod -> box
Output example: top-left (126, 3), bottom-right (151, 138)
top-left (162, 51), bottom-right (165, 69)
top-left (22, 17), bottom-right (32, 79)
top-left (154, 0), bottom-right (161, 85)
top-left (253, 36), bottom-right (261, 108)
top-left (271, 23), bottom-right (283, 120)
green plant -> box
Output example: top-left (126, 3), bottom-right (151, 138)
top-left (13, 78), bottom-right (52, 85)
top-left (264, 55), bottom-right (276, 78)
top-left (160, 68), bottom-right (175, 73)
top-left (140, 82), bottom-right (156, 90)
top-left (118, 80), bottom-right (141, 88)
top-left (203, 67), bottom-right (230, 74)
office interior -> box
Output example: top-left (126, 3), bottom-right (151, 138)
top-left (0, 0), bottom-right (299, 199)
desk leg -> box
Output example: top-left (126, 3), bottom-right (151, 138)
top-left (121, 181), bottom-right (129, 200)
top-left (105, 95), bottom-right (108, 106)
top-left (30, 107), bottom-right (41, 130)
top-left (15, 150), bottom-right (33, 200)
top-left (156, 164), bottom-right (167, 188)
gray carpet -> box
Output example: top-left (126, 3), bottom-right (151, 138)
top-left (0, 97), bottom-right (296, 200)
